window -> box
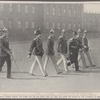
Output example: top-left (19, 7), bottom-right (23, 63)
top-left (25, 5), bottom-right (28, 13)
top-left (63, 23), bottom-right (66, 29)
top-left (25, 21), bottom-right (29, 28)
top-left (32, 22), bottom-right (35, 28)
top-left (18, 21), bottom-right (21, 29)
top-left (69, 10), bottom-right (71, 14)
top-left (58, 9), bottom-right (60, 16)
top-left (64, 9), bottom-right (66, 14)
top-left (8, 20), bottom-right (12, 29)
top-left (74, 24), bottom-right (76, 28)
top-left (52, 22), bottom-right (55, 29)
top-left (18, 5), bottom-right (21, 13)
top-left (0, 20), bottom-right (4, 28)
top-left (46, 22), bottom-right (49, 29)
top-left (57, 23), bottom-right (60, 29)
top-left (69, 23), bottom-right (71, 29)
top-left (74, 11), bottom-right (76, 14)
top-left (0, 4), bottom-right (4, 11)
top-left (32, 6), bottom-right (35, 14)
top-left (46, 7), bottom-right (49, 15)
top-left (53, 8), bottom-right (55, 15)
top-left (9, 4), bottom-right (12, 12)
top-left (78, 24), bottom-right (80, 29)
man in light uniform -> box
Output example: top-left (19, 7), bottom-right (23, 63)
top-left (82, 29), bottom-right (95, 67)
top-left (28, 30), bottom-right (47, 77)
top-left (76, 29), bottom-right (86, 70)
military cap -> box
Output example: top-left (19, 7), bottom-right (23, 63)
top-left (62, 29), bottom-right (66, 33)
top-left (77, 29), bottom-right (81, 33)
top-left (34, 30), bottom-right (41, 35)
top-left (84, 29), bottom-right (87, 33)
top-left (50, 29), bottom-right (54, 33)
top-left (2, 27), bottom-right (7, 32)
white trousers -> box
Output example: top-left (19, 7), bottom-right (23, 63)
top-left (29, 56), bottom-right (46, 76)
top-left (78, 51), bottom-right (94, 68)
top-left (43, 55), bottom-right (60, 74)
top-left (78, 51), bottom-right (87, 69)
top-left (57, 54), bottom-right (68, 71)
top-left (84, 51), bottom-right (93, 67)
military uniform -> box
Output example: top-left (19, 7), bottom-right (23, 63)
top-left (0, 34), bottom-right (11, 78)
top-left (68, 38), bottom-right (79, 71)
top-left (57, 35), bottom-right (68, 72)
top-left (82, 30), bottom-right (94, 67)
top-left (76, 34), bottom-right (87, 69)
top-left (28, 31), bottom-right (47, 77)
top-left (43, 35), bottom-right (60, 74)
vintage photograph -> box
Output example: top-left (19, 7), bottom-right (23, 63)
top-left (0, 1), bottom-right (100, 98)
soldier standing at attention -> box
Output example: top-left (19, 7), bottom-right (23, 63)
top-left (82, 29), bottom-right (95, 67)
top-left (76, 29), bottom-right (86, 70)
top-left (68, 31), bottom-right (79, 71)
top-left (43, 29), bottom-right (61, 75)
top-left (57, 29), bottom-right (69, 73)
top-left (28, 30), bottom-right (47, 77)
top-left (0, 28), bottom-right (12, 78)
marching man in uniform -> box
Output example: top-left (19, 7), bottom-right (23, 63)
top-left (57, 29), bottom-right (69, 73)
top-left (68, 31), bottom-right (79, 71)
top-left (43, 29), bottom-right (61, 75)
top-left (28, 30), bottom-right (47, 77)
top-left (82, 29), bottom-right (95, 67)
top-left (76, 29), bottom-right (86, 70)
top-left (0, 28), bottom-right (12, 78)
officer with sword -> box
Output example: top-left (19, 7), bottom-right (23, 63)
top-left (0, 28), bottom-right (12, 78)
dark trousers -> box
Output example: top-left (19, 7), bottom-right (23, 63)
top-left (69, 52), bottom-right (79, 71)
top-left (0, 55), bottom-right (11, 77)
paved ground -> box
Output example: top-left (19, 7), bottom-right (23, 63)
top-left (0, 38), bottom-right (100, 93)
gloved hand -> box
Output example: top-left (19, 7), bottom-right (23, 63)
top-left (27, 54), bottom-right (31, 58)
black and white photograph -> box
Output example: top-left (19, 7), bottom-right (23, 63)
top-left (0, 1), bottom-right (100, 99)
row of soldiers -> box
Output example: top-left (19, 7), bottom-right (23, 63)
top-left (28, 28), bottom-right (95, 77)
top-left (0, 27), bottom-right (95, 78)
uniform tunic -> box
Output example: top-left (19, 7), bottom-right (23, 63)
top-left (69, 38), bottom-right (79, 71)
top-left (29, 37), bottom-right (44, 57)
top-left (0, 36), bottom-right (11, 78)
top-left (57, 36), bottom-right (67, 54)
top-left (46, 35), bottom-right (54, 55)
top-left (76, 36), bottom-right (83, 49)
top-left (82, 37), bottom-right (89, 51)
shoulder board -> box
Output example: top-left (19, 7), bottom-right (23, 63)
top-left (48, 36), bottom-right (52, 39)
top-left (58, 36), bottom-right (63, 40)
top-left (69, 38), bottom-right (73, 41)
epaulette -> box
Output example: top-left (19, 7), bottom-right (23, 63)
top-left (69, 38), bottom-right (73, 41)
top-left (58, 36), bottom-right (63, 40)
top-left (48, 36), bottom-right (52, 39)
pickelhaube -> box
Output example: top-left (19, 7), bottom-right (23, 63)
top-left (2, 27), bottom-right (7, 32)
top-left (34, 30), bottom-right (41, 35)
top-left (62, 29), bottom-right (66, 33)
top-left (77, 29), bottom-right (81, 33)
top-left (50, 29), bottom-right (54, 33)
top-left (84, 29), bottom-right (87, 33)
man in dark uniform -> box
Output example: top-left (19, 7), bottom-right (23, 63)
top-left (68, 31), bottom-right (79, 71)
top-left (28, 30), bottom-right (47, 77)
top-left (76, 29), bottom-right (86, 70)
top-left (0, 28), bottom-right (12, 78)
top-left (57, 29), bottom-right (69, 73)
top-left (43, 29), bottom-right (61, 75)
